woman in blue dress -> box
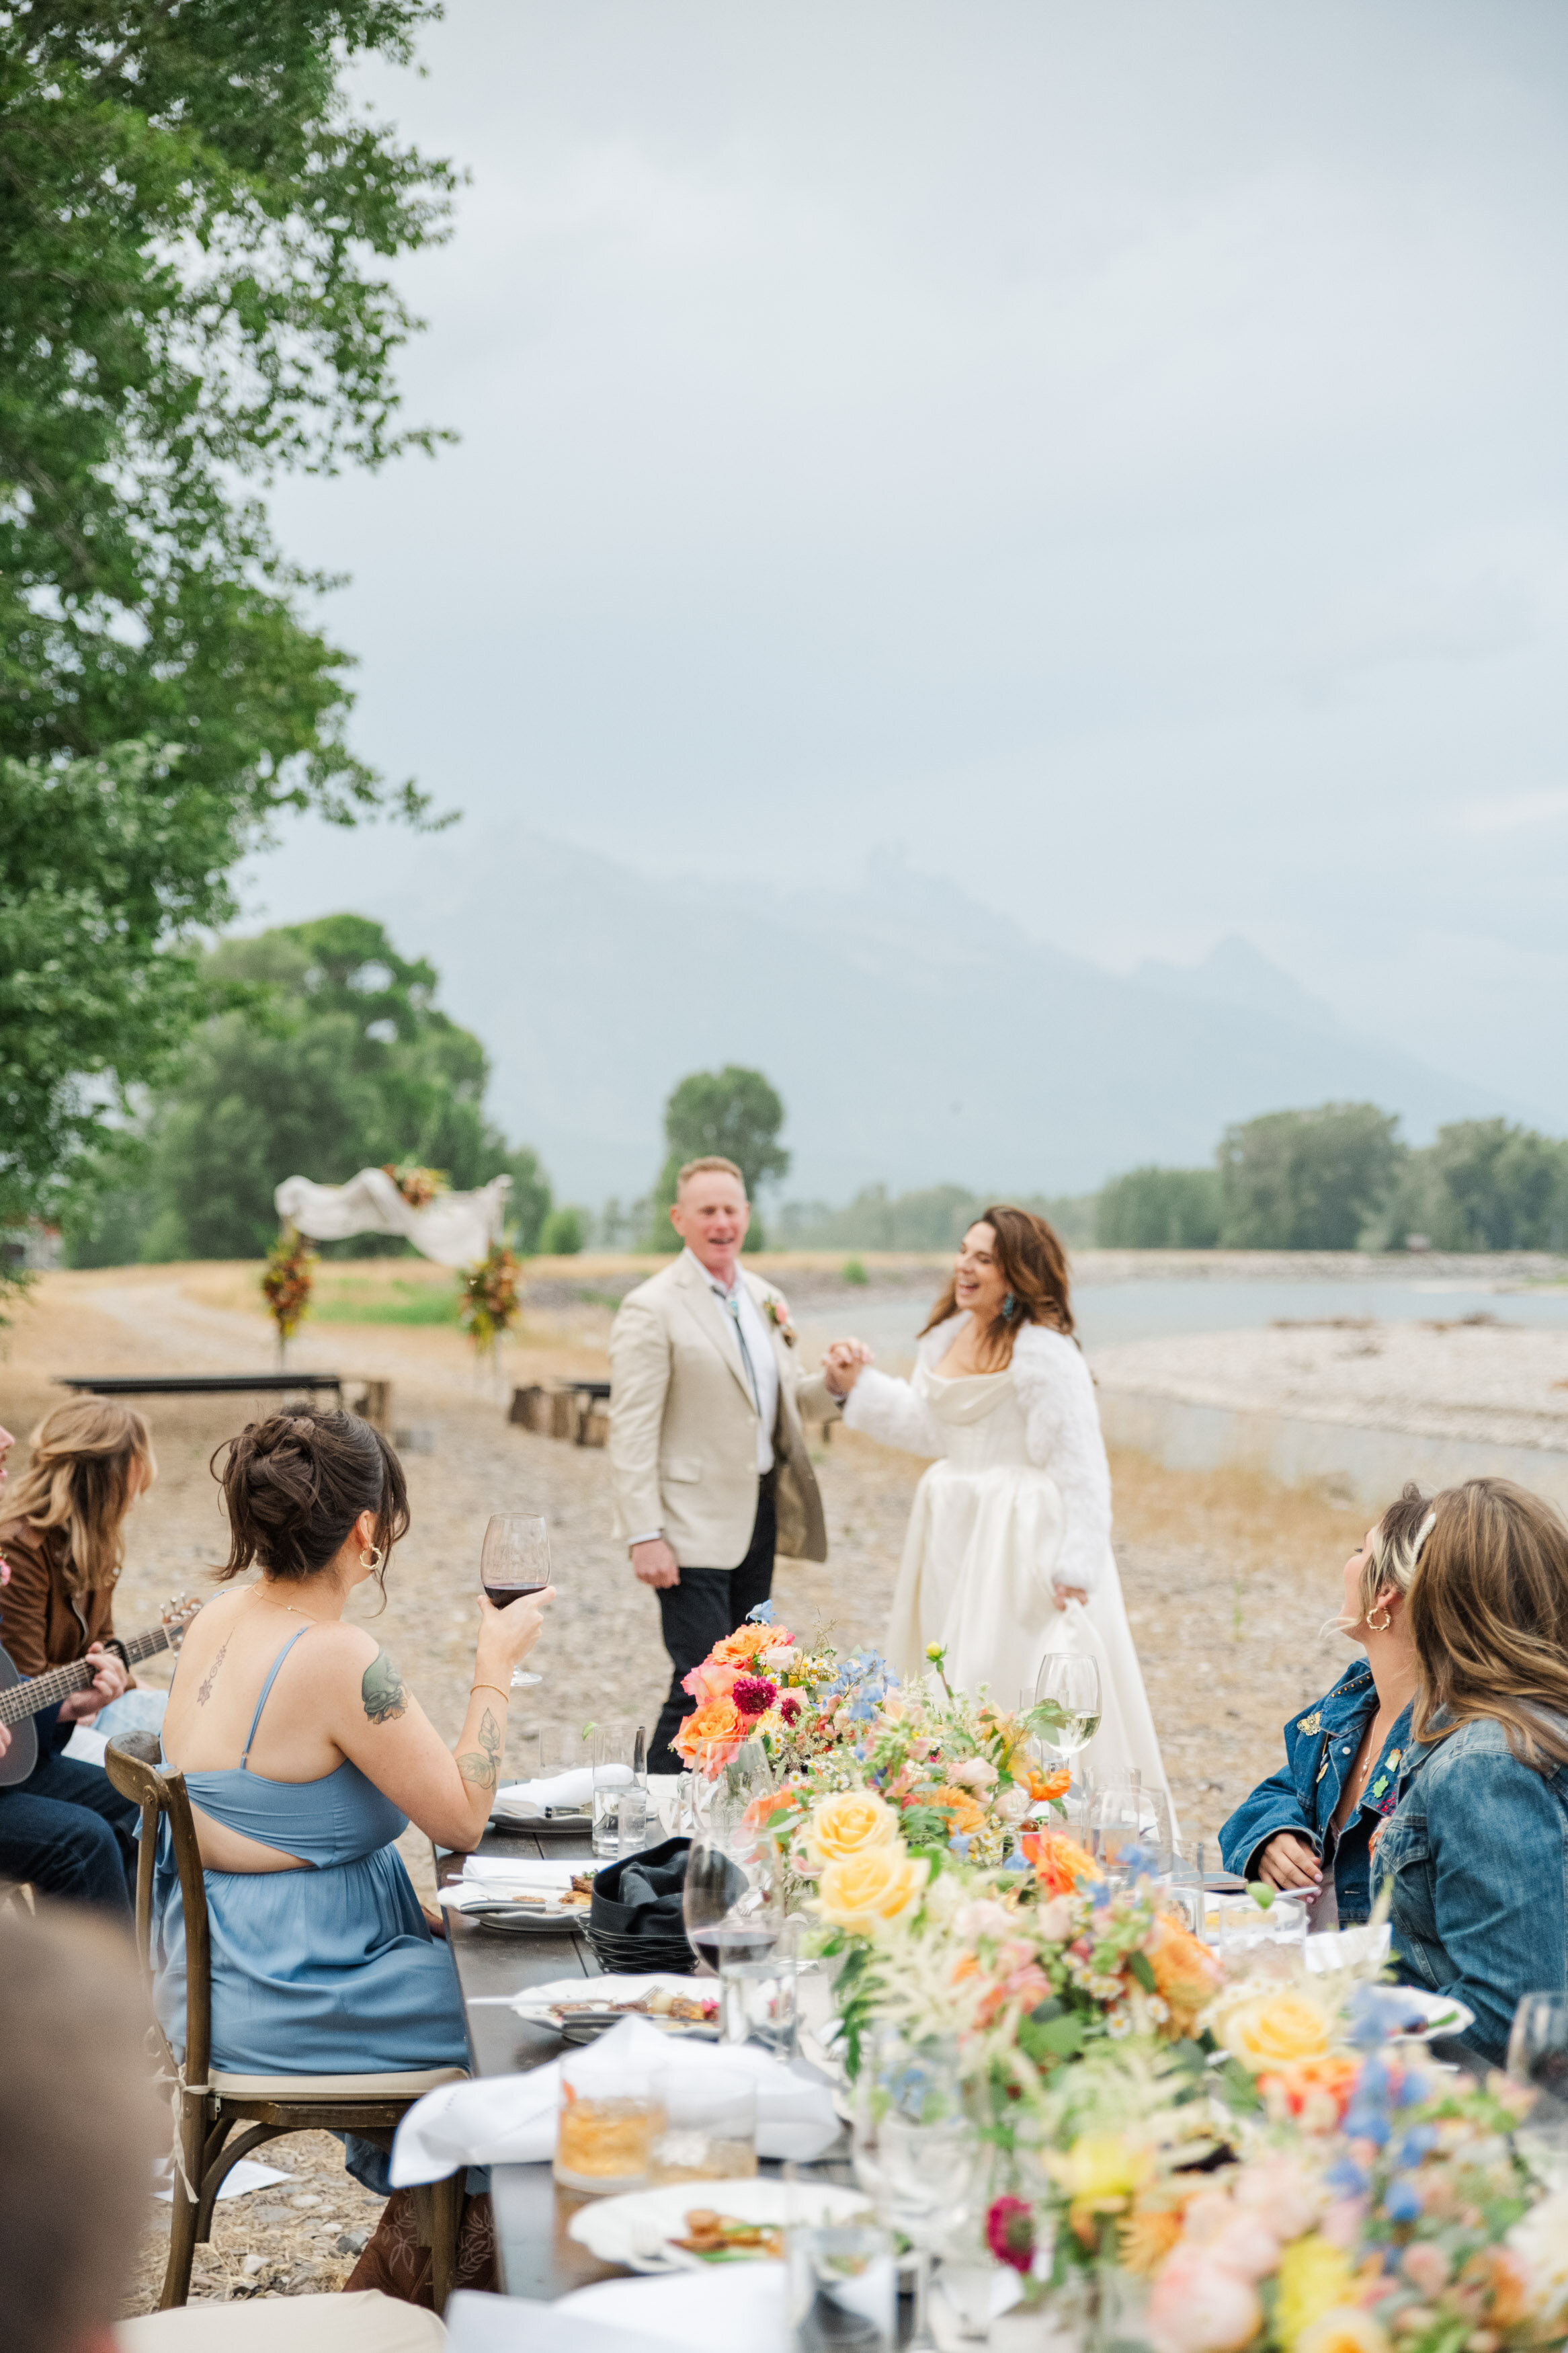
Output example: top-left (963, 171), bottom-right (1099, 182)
top-left (1221, 1484), bottom-right (1431, 1929)
top-left (153, 1406), bottom-right (551, 2293)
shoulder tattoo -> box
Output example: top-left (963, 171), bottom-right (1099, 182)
top-left (457, 1707), bottom-right (502, 1792)
top-left (361, 1647), bottom-right (407, 1726)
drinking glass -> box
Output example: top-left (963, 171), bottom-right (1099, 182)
top-left (1032, 1653), bottom-right (1102, 1761)
top-left (682, 1835), bottom-right (778, 1975)
top-left (480, 1513), bottom-right (550, 1689)
top-left (720, 1947), bottom-right (797, 2056)
top-left (553, 2049), bottom-right (663, 2194)
top-left (854, 2030), bottom-right (980, 2351)
top-left (1508, 1993), bottom-right (1568, 2189)
top-left (591, 1720), bottom-right (641, 1857)
top-left (1091, 1780), bottom-right (1161, 1880)
top-left (647, 2066), bottom-right (757, 2183)
top-left (789, 2222), bottom-right (897, 2353)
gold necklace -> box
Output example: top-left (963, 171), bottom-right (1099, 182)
top-left (253, 1587), bottom-right (333, 1626)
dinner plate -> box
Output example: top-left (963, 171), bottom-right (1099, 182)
top-left (489, 1805), bottom-right (595, 1837)
top-left (470, 1903), bottom-right (594, 1936)
top-left (567, 2176), bottom-right (874, 2275)
top-left (1385, 1987), bottom-right (1474, 2043)
top-left (509, 1972), bottom-right (720, 2038)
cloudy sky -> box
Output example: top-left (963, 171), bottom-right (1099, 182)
top-left (253, 1), bottom-right (1568, 1123)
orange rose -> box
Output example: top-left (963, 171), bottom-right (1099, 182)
top-left (1145, 1911), bottom-right (1225, 2036)
top-left (712, 1626), bottom-right (793, 1665)
top-left (929, 1784), bottom-right (988, 1837)
top-left (1259, 2052), bottom-right (1360, 2125)
top-left (1026, 1765), bottom-right (1071, 1803)
top-left (1020, 1829), bottom-right (1098, 1897)
top-left (673, 1696), bottom-right (745, 1765)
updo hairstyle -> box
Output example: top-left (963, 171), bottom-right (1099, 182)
top-left (212, 1409), bottom-right (409, 1590)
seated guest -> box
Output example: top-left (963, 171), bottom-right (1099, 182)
top-left (155, 1406), bottom-right (550, 2295)
top-left (1221, 1483), bottom-right (1432, 1927)
top-left (1376, 1476), bottom-right (1568, 2065)
top-left (0, 1403), bottom-right (157, 1914)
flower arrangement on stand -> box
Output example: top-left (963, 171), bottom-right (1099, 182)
top-left (261, 1223), bottom-right (317, 1365)
top-left (458, 1242), bottom-right (521, 1364)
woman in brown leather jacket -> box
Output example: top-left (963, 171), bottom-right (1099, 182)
top-left (0, 1402), bottom-right (157, 1914)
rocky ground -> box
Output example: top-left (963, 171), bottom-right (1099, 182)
top-left (1, 1261), bottom-right (1372, 2310)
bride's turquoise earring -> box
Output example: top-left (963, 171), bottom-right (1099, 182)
top-left (1001, 1291), bottom-right (1016, 1320)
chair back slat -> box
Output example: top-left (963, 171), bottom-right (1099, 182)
top-left (106, 1737), bottom-right (214, 2087)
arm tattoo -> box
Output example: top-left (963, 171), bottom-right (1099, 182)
top-left (361, 1648), bottom-right (407, 1726)
top-left (195, 1634), bottom-right (231, 1708)
top-left (456, 1707), bottom-right (502, 1792)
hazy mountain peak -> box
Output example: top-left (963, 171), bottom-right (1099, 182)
top-left (1134, 934), bottom-right (1344, 1037)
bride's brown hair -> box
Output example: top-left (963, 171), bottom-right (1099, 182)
top-left (919, 1204), bottom-right (1075, 1369)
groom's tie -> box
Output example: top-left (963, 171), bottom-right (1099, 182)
top-left (720, 1289), bottom-right (763, 1421)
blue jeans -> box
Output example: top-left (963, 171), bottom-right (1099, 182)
top-left (0, 1732), bottom-right (137, 1917)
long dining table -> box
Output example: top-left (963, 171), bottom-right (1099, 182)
top-left (434, 1821), bottom-right (628, 2301)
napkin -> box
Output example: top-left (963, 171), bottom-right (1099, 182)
top-left (493, 1765), bottom-right (631, 1814)
top-left (445, 2289), bottom-right (657, 2353)
top-left (468, 1972), bottom-right (712, 2013)
top-left (460, 1855), bottom-right (579, 1888)
top-left (389, 2014), bottom-right (838, 2186)
top-left (557, 2265), bottom-right (789, 2353)
top-left (589, 1836), bottom-right (702, 1946)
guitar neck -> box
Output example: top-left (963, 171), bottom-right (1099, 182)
top-left (0, 1622), bottom-right (171, 1728)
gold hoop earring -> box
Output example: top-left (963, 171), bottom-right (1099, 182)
top-left (360, 1544), bottom-right (384, 1572)
top-left (1366, 1606), bottom-right (1391, 1633)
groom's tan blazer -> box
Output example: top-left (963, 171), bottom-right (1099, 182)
top-left (608, 1252), bottom-right (839, 1568)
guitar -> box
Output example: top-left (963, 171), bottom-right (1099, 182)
top-left (0, 1597), bottom-right (199, 1788)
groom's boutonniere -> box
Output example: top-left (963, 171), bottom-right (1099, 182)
top-left (764, 1295), bottom-right (797, 1347)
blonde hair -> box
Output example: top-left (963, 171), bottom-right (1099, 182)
top-left (676, 1156), bottom-right (746, 1196)
top-left (1409, 1477), bottom-right (1568, 1771)
top-left (4, 1398), bottom-right (155, 1591)
top-left (1352, 1481), bottom-right (1435, 1622)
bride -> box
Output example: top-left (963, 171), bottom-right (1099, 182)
top-left (823, 1205), bottom-right (1173, 1819)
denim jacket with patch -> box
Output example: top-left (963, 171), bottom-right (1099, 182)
top-left (1376, 1712), bottom-right (1568, 2065)
top-left (1220, 1661), bottom-right (1413, 1927)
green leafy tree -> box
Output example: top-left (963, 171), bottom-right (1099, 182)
top-left (1096, 1166), bottom-right (1222, 1249)
top-left (539, 1206), bottom-right (586, 1257)
top-left (63, 917), bottom-right (553, 1263)
top-left (1217, 1103), bottom-right (1403, 1250)
top-left (649, 1066), bottom-right (790, 1250)
top-left (1377, 1120), bottom-right (1568, 1253)
top-left (1, 3), bottom-right (455, 1232)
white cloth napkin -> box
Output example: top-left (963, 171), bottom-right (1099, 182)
top-left (493, 1764), bottom-right (631, 1814)
top-left (468, 1972), bottom-right (712, 2012)
top-left (390, 2015), bottom-right (838, 2186)
top-left (460, 1855), bottom-right (579, 1888)
top-left (557, 2265), bottom-right (788, 2353)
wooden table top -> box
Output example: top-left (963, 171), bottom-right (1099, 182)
top-left (436, 1821), bottom-right (628, 2301)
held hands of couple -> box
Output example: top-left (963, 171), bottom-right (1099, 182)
top-left (475, 1584), bottom-right (554, 1679)
top-left (823, 1337), bottom-right (874, 1398)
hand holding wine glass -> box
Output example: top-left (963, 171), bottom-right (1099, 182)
top-left (480, 1513), bottom-right (556, 1691)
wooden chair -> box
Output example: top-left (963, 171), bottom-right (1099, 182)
top-left (106, 1733), bottom-right (468, 2312)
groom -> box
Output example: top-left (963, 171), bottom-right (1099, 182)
top-left (608, 1157), bottom-right (841, 1771)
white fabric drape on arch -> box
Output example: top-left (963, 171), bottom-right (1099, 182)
top-left (274, 1170), bottom-right (511, 1269)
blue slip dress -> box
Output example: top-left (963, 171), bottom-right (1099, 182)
top-left (148, 1626), bottom-right (468, 2080)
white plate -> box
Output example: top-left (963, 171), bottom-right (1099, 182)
top-left (567, 2176), bottom-right (873, 2275)
top-left (509, 1972), bottom-right (719, 2034)
top-left (1385, 1987), bottom-right (1474, 2043)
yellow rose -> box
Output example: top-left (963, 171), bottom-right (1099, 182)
top-left (1295, 2314), bottom-right (1389, 2353)
top-left (1047, 2134), bottom-right (1154, 2206)
top-left (1276, 2237), bottom-right (1357, 2351)
top-left (814, 1843), bottom-right (929, 1933)
top-left (807, 1788), bottom-right (902, 1864)
top-left (1210, 1984), bottom-right (1339, 2073)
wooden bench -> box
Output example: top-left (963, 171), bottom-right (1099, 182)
top-left (508, 1380), bottom-right (609, 1447)
top-left (55, 1373), bottom-right (393, 1431)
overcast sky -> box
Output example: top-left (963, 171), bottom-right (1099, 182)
top-left (252, 1), bottom-right (1568, 1122)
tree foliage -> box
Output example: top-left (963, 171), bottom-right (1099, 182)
top-left (1096, 1166), bottom-right (1222, 1250)
top-left (1217, 1104), bottom-right (1403, 1250)
top-left (651, 1064), bottom-right (790, 1249)
top-left (63, 916), bottom-right (554, 1263)
top-left (1, 1), bottom-right (456, 1221)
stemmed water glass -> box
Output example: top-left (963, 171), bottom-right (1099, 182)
top-left (854, 2028), bottom-right (981, 2351)
top-left (1032, 1652), bottom-right (1102, 1763)
top-left (479, 1513), bottom-right (550, 1690)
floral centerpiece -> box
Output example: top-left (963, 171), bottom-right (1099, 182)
top-left (382, 1160), bottom-right (448, 1210)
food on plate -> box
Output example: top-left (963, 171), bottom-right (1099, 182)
top-left (550, 1986), bottom-right (718, 2028)
top-left (672, 2208), bottom-right (784, 2262)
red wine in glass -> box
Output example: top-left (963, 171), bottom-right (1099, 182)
top-left (481, 1513), bottom-right (550, 1689)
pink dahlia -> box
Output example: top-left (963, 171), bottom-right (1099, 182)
top-left (732, 1675), bottom-right (778, 1718)
top-left (985, 2195), bottom-right (1035, 2276)
top-left (778, 1692), bottom-right (802, 1724)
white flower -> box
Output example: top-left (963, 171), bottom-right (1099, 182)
top-left (954, 1899), bottom-right (1012, 1940)
top-left (992, 1784), bottom-right (1030, 1823)
top-left (948, 1757), bottom-right (998, 1790)
top-left (1509, 2190), bottom-right (1568, 2317)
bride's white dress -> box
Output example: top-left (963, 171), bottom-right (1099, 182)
top-left (841, 1316), bottom-right (1173, 1820)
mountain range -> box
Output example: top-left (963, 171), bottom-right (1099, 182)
top-left (328, 828), bottom-right (1517, 1208)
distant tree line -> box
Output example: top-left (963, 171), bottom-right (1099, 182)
top-left (1094, 1103), bottom-right (1568, 1253)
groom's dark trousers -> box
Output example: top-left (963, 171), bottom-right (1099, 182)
top-left (649, 1477), bottom-right (776, 1774)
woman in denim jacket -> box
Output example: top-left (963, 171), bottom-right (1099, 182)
top-left (1376, 1478), bottom-right (1568, 2065)
top-left (1221, 1485), bottom-right (1432, 1927)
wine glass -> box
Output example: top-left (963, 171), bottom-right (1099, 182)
top-left (854, 2029), bottom-right (980, 2351)
top-left (480, 1513), bottom-right (550, 1690)
top-left (682, 1835), bottom-right (778, 1978)
top-left (1032, 1652), bottom-right (1102, 1761)
top-left (1508, 1993), bottom-right (1568, 2189)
